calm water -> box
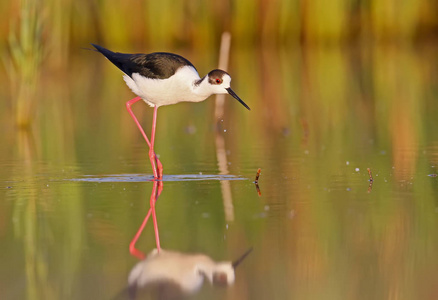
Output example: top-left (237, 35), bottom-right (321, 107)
top-left (2, 44), bottom-right (438, 300)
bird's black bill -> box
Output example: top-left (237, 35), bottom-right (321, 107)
top-left (232, 247), bottom-right (253, 269)
top-left (226, 88), bottom-right (250, 111)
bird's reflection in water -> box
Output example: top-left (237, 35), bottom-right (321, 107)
top-left (122, 180), bottom-right (252, 299)
top-left (126, 247), bottom-right (252, 300)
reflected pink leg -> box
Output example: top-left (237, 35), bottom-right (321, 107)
top-left (129, 208), bottom-right (152, 259)
top-left (150, 180), bottom-right (161, 252)
top-left (129, 180), bottom-right (163, 259)
top-left (126, 97), bottom-right (163, 179)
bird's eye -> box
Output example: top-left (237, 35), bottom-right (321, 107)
top-left (215, 78), bottom-right (222, 84)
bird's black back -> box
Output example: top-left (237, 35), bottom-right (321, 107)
top-left (92, 44), bottom-right (196, 80)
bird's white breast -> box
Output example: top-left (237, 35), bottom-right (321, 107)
top-left (123, 66), bottom-right (208, 107)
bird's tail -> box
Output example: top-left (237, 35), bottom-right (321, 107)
top-left (91, 44), bottom-right (133, 74)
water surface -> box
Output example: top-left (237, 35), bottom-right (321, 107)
top-left (2, 44), bottom-right (438, 299)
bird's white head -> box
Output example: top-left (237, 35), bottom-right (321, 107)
top-left (207, 69), bottom-right (232, 92)
top-left (205, 69), bottom-right (250, 110)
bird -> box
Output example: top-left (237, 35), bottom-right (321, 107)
top-left (91, 44), bottom-right (250, 179)
top-left (126, 247), bottom-right (253, 299)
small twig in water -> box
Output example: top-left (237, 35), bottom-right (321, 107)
top-left (254, 168), bottom-right (262, 196)
top-left (367, 168), bottom-right (373, 182)
top-left (255, 168), bottom-right (261, 183)
top-left (367, 168), bottom-right (373, 193)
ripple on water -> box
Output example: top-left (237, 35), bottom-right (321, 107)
top-left (68, 173), bottom-right (247, 183)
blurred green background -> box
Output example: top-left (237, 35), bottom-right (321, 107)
top-left (2, 1), bottom-right (438, 299)
top-left (1, 0), bottom-right (438, 127)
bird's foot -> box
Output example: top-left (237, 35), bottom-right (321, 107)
top-left (156, 157), bottom-right (163, 179)
top-left (149, 150), bottom-right (163, 180)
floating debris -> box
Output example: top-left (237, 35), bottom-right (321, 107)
top-left (254, 168), bottom-right (262, 196)
top-left (367, 168), bottom-right (374, 182)
top-left (255, 168), bottom-right (261, 183)
top-left (367, 168), bottom-right (374, 193)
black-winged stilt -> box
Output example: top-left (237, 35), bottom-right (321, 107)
top-left (92, 44), bottom-right (250, 179)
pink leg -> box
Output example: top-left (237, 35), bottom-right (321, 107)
top-left (149, 106), bottom-right (163, 179)
top-left (126, 97), bottom-right (163, 179)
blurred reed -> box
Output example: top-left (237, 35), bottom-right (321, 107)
top-left (4, 0), bottom-right (44, 128)
top-left (3, 0), bottom-right (436, 52)
top-left (1, 0), bottom-right (437, 126)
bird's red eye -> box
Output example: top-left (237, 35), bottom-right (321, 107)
top-left (216, 78), bottom-right (222, 84)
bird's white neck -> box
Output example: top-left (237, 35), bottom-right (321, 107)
top-left (192, 76), bottom-right (214, 101)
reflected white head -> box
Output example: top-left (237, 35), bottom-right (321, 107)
top-left (211, 263), bottom-right (236, 286)
top-left (198, 247), bottom-right (253, 287)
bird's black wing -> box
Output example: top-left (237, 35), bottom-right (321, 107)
top-left (92, 44), bottom-right (196, 80)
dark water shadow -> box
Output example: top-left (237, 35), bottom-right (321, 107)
top-left (68, 173), bottom-right (246, 183)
